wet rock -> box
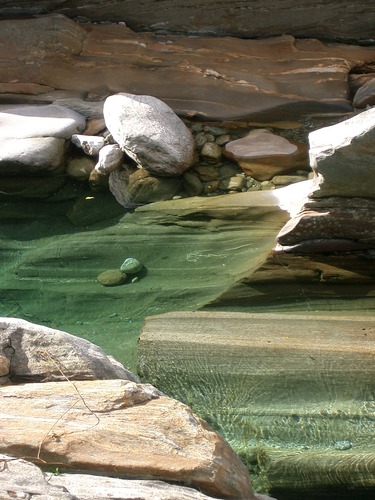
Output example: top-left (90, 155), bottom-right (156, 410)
top-left (183, 171), bottom-right (204, 196)
top-left (120, 258), bottom-right (143, 274)
top-left (109, 167), bottom-right (182, 205)
top-left (224, 129), bottom-right (309, 181)
top-left (104, 93), bottom-right (195, 176)
top-left (97, 269), bottom-right (128, 286)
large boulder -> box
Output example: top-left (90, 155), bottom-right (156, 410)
top-left (0, 317), bottom-right (139, 383)
top-left (0, 379), bottom-right (253, 499)
top-left (104, 93), bottom-right (195, 176)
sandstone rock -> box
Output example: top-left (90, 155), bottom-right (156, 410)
top-left (71, 134), bottom-right (105, 155)
top-left (97, 269), bottom-right (128, 286)
top-left (66, 156), bottom-right (95, 180)
top-left (0, 317), bottom-right (139, 383)
top-left (104, 93), bottom-right (195, 176)
top-left (224, 130), bottom-right (309, 181)
top-left (309, 107), bottom-right (375, 198)
top-left (0, 379), bottom-right (253, 499)
top-left (109, 167), bottom-right (182, 205)
top-left (0, 104), bottom-right (85, 139)
top-left (353, 78), bottom-right (375, 108)
top-left (95, 144), bottom-right (124, 174)
top-left (0, 137), bottom-right (67, 176)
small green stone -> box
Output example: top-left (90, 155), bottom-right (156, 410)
top-left (120, 257), bottom-right (142, 274)
top-left (97, 269), bottom-right (127, 286)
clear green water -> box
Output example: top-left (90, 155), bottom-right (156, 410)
top-left (1, 188), bottom-right (374, 499)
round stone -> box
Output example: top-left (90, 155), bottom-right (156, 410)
top-left (120, 257), bottom-right (142, 274)
top-left (97, 269), bottom-right (127, 286)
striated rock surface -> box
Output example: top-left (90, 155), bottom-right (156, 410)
top-left (0, 1), bottom-right (374, 41)
top-left (0, 317), bottom-right (139, 383)
top-left (1, 15), bottom-right (375, 122)
top-left (277, 108), bottom-right (375, 253)
top-left (0, 378), bottom-right (253, 499)
top-left (104, 93), bottom-right (195, 176)
top-left (224, 129), bottom-right (309, 181)
top-left (138, 311), bottom-right (375, 497)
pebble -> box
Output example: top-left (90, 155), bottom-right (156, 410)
top-left (120, 257), bottom-right (143, 274)
top-left (200, 141), bottom-right (222, 161)
top-left (334, 440), bottom-right (352, 451)
top-left (97, 269), bottom-right (127, 287)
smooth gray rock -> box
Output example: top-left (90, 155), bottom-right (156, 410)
top-left (0, 317), bottom-right (140, 383)
top-left (104, 93), bottom-right (195, 176)
top-left (0, 137), bottom-right (67, 176)
top-left (309, 107), bottom-right (375, 198)
top-left (0, 104), bottom-right (86, 139)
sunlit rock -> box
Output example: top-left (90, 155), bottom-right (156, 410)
top-left (104, 93), bottom-right (195, 176)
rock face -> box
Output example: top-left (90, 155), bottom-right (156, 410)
top-left (224, 130), bottom-right (309, 181)
top-left (0, 379), bottom-right (253, 499)
top-left (104, 93), bottom-right (195, 176)
top-left (1, 15), bottom-right (375, 122)
top-left (277, 108), bottom-right (375, 252)
top-left (0, 317), bottom-right (139, 382)
top-left (0, 1), bottom-right (373, 41)
top-left (309, 107), bottom-right (375, 199)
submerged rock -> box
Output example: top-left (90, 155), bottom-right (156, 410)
top-left (97, 269), bottom-right (128, 286)
top-left (120, 257), bottom-right (143, 274)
